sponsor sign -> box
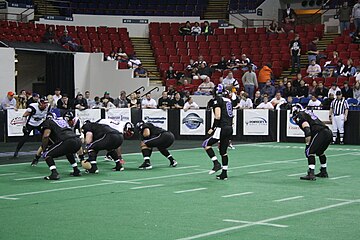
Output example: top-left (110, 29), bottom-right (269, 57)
top-left (287, 110), bottom-right (331, 137)
top-left (105, 108), bottom-right (131, 122)
top-left (180, 110), bottom-right (205, 135)
top-left (75, 109), bottom-right (101, 125)
top-left (7, 109), bottom-right (32, 136)
top-left (243, 109), bottom-right (269, 135)
top-left (142, 109), bottom-right (168, 130)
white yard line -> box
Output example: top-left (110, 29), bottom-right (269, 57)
top-left (273, 196), bottom-right (304, 202)
top-left (223, 219), bottom-right (288, 228)
top-left (131, 184), bottom-right (164, 190)
top-left (50, 179), bottom-right (85, 184)
top-left (248, 170), bottom-right (272, 174)
top-left (176, 200), bottom-right (360, 240)
top-left (174, 188), bottom-right (207, 194)
top-left (14, 176), bottom-right (44, 181)
top-left (287, 173), bottom-right (306, 177)
top-left (174, 165), bottom-right (200, 170)
top-left (329, 176), bottom-right (350, 180)
top-left (0, 196), bottom-right (19, 200)
top-left (101, 180), bottom-right (142, 184)
top-left (221, 192), bottom-right (253, 198)
top-left (0, 173), bottom-right (17, 177)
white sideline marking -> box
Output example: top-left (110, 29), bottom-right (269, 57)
top-left (0, 152), bottom-right (354, 200)
top-left (248, 170), bottom-right (272, 174)
top-left (14, 176), bottom-right (44, 181)
top-left (327, 198), bottom-right (360, 203)
top-left (174, 165), bottom-right (200, 170)
top-left (50, 179), bottom-right (85, 184)
top-left (176, 200), bottom-right (360, 240)
top-left (273, 196), bottom-right (304, 202)
top-left (287, 173), bottom-right (306, 177)
top-left (223, 219), bottom-right (288, 228)
top-left (0, 196), bottom-right (19, 200)
top-left (131, 184), bottom-right (164, 190)
top-left (0, 173), bottom-right (16, 177)
top-left (102, 180), bottom-right (142, 184)
top-left (174, 188), bottom-right (207, 194)
top-left (222, 192), bottom-right (253, 198)
top-left (330, 176), bottom-right (350, 180)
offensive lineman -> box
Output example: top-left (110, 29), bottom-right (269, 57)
top-left (202, 84), bottom-right (233, 180)
top-left (13, 97), bottom-right (50, 166)
top-left (135, 121), bottom-right (177, 169)
top-left (63, 111), bottom-right (86, 162)
top-left (291, 104), bottom-right (332, 180)
top-left (41, 114), bottom-right (82, 180)
top-left (81, 119), bottom-right (134, 173)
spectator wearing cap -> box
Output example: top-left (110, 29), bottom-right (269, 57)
top-left (52, 88), bottom-right (62, 107)
top-left (341, 81), bottom-right (353, 99)
top-left (114, 91), bottom-right (128, 108)
top-left (100, 91), bottom-right (114, 103)
top-left (134, 64), bottom-right (148, 78)
top-left (1, 91), bottom-right (17, 110)
top-left (73, 93), bottom-right (88, 110)
top-left (26, 93), bottom-right (40, 107)
top-left (328, 82), bottom-right (341, 98)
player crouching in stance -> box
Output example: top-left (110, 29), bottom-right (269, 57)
top-left (41, 114), bottom-right (82, 180)
top-left (81, 119), bottom-right (134, 173)
top-left (136, 121), bottom-right (177, 169)
top-left (291, 104), bottom-right (332, 180)
top-left (202, 85), bottom-right (233, 180)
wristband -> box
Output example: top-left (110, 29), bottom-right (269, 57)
top-left (212, 119), bottom-right (221, 129)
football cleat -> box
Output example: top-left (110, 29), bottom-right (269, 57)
top-left (209, 162), bottom-right (222, 175)
top-left (138, 162), bottom-right (152, 170)
top-left (70, 168), bottom-right (81, 176)
top-left (300, 170), bottom-right (316, 181)
top-left (169, 160), bottom-right (178, 167)
top-left (85, 165), bottom-right (99, 174)
top-left (13, 151), bottom-right (19, 158)
top-left (340, 141), bottom-right (344, 145)
top-left (315, 168), bottom-right (328, 178)
top-left (112, 165), bottom-right (124, 171)
top-left (228, 144), bottom-right (235, 150)
top-left (104, 155), bottom-right (113, 161)
top-left (31, 158), bottom-right (39, 167)
top-left (44, 172), bottom-right (60, 180)
top-left (216, 171), bottom-right (228, 180)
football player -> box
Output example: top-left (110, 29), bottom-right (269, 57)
top-left (63, 111), bottom-right (85, 162)
top-left (135, 121), bottom-right (177, 169)
top-left (291, 104), bottom-right (332, 180)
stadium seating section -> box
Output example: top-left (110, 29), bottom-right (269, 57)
top-left (229, 0), bottom-right (265, 11)
top-left (0, 20), bottom-right (134, 61)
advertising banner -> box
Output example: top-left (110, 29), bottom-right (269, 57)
top-left (243, 109), bottom-right (269, 135)
top-left (106, 108), bottom-right (131, 122)
top-left (180, 110), bottom-right (206, 135)
top-left (142, 109), bottom-right (168, 130)
top-left (7, 109), bottom-right (31, 136)
top-left (75, 109), bottom-right (101, 125)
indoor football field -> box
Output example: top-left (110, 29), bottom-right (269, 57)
top-left (0, 141), bottom-right (359, 240)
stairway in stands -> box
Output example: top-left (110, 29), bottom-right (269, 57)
top-left (279, 32), bottom-right (340, 81)
top-left (203, 0), bottom-right (228, 20)
top-left (131, 37), bottom-right (162, 85)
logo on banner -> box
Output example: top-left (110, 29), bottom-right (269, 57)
top-left (182, 113), bottom-right (204, 129)
top-left (144, 116), bottom-right (166, 124)
top-left (245, 117), bottom-right (268, 126)
top-left (10, 117), bottom-right (26, 126)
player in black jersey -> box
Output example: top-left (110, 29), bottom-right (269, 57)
top-left (41, 115), bottom-right (82, 180)
top-left (291, 104), bottom-right (332, 180)
top-left (81, 119), bottom-right (133, 173)
top-left (202, 85), bottom-right (233, 180)
top-left (63, 111), bottom-right (86, 162)
top-left (135, 121), bottom-right (177, 169)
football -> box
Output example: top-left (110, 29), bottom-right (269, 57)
top-left (81, 160), bottom-right (92, 170)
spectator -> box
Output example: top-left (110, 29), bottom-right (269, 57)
top-left (328, 82), bottom-right (341, 97)
top-left (107, 51), bottom-right (117, 61)
top-left (184, 97), bottom-right (199, 111)
top-left (306, 59), bottom-right (322, 78)
top-left (242, 65), bottom-right (258, 100)
top-left (194, 55), bottom-right (207, 67)
top-left (60, 30), bottom-right (78, 51)
top-left (1, 91), bottom-right (17, 110)
top-left (114, 91), bottom-right (128, 108)
top-left (354, 67), bottom-right (360, 81)
top-left (322, 93), bottom-right (335, 110)
top-left (166, 66), bottom-right (181, 81)
top-left (194, 63), bottom-right (213, 80)
top-left (270, 92), bottom-right (286, 108)
top-left (185, 59), bottom-right (197, 79)
top-left (353, 81), bottom-right (360, 101)
top-left (307, 95), bottom-right (322, 108)
top-left (179, 21), bottom-right (192, 35)
top-left (167, 85), bottom-right (176, 98)
top-left (26, 92), bottom-right (39, 107)
top-left (191, 22), bottom-right (201, 36)
top-left (315, 81), bottom-right (329, 99)
top-left (227, 54), bottom-right (240, 70)
top-left (337, 1), bottom-right (351, 34)
top-left (194, 77), bottom-right (215, 95)
top-left (292, 73), bottom-right (303, 90)
top-left (128, 55), bottom-right (141, 68)
top-left (52, 88), bottom-right (62, 107)
top-left (334, 60), bottom-right (345, 77)
top-left (57, 94), bottom-right (70, 110)
top-left (73, 93), bottom-right (88, 110)
top-left (116, 47), bottom-right (128, 58)
top-left (92, 96), bottom-right (102, 109)
top-left (212, 56), bottom-right (227, 71)
top-left (116, 54), bottom-right (128, 64)
top-left (172, 92), bottom-right (185, 109)
top-left (222, 71), bottom-right (240, 91)
top-left (280, 96), bottom-right (294, 110)
top-left (100, 91), bottom-right (114, 103)
top-left (290, 34), bottom-right (301, 75)
top-left (47, 95), bottom-right (56, 109)
top-left (238, 92), bottom-right (253, 109)
top-left (341, 81), bottom-right (353, 99)
top-left (309, 80), bottom-right (318, 96)
top-left (276, 79), bottom-right (286, 96)
top-left (231, 91), bottom-right (240, 109)
top-left (283, 81), bottom-right (296, 98)
top-left (128, 92), bottom-right (141, 108)
top-left (239, 54), bottom-right (252, 71)
top-left (296, 79), bottom-right (309, 98)
top-left (43, 26), bottom-right (56, 44)
top-left (141, 93), bottom-right (157, 109)
top-left (134, 64), bottom-right (148, 78)
top-left (253, 91), bottom-right (262, 108)
top-left (324, 51), bottom-right (339, 68)
top-left (84, 91), bottom-right (95, 108)
top-left (351, 0), bottom-right (360, 31)
top-left (15, 91), bottom-right (27, 109)
top-left (256, 96), bottom-right (274, 109)
top-left (258, 63), bottom-right (274, 89)
top-left (101, 98), bottom-right (116, 111)
top-left (307, 37), bottom-right (319, 63)
top-left (260, 80), bottom-right (276, 99)
top-left (267, 20), bottom-right (284, 33)
top-left (341, 59), bottom-right (356, 77)
top-left (201, 21), bottom-right (213, 35)
top-left (158, 91), bottom-right (172, 109)
top-left (282, 3), bottom-right (296, 32)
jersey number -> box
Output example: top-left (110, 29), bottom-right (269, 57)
top-left (226, 101), bottom-right (233, 118)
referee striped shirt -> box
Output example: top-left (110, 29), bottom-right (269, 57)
top-left (330, 98), bottom-right (349, 115)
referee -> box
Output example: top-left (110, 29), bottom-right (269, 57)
top-left (329, 91), bottom-right (349, 145)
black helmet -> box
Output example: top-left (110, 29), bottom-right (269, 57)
top-left (135, 121), bottom-right (145, 131)
top-left (63, 111), bottom-right (74, 121)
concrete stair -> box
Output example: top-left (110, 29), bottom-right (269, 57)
top-left (203, 0), bottom-right (228, 20)
top-left (131, 37), bottom-right (162, 86)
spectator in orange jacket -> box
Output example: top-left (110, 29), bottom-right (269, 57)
top-left (258, 63), bottom-right (273, 89)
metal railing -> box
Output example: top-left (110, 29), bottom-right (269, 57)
top-left (0, 6), bottom-right (34, 21)
top-left (141, 87), bottom-right (159, 97)
top-left (127, 86), bottom-right (145, 98)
